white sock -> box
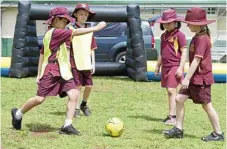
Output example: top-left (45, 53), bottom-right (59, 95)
top-left (64, 119), bottom-right (72, 128)
top-left (76, 102), bottom-right (80, 109)
top-left (15, 109), bottom-right (23, 120)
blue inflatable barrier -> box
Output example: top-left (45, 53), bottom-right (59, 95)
top-left (147, 72), bottom-right (226, 83)
top-left (1, 68), bottom-right (10, 77)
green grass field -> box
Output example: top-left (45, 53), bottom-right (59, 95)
top-left (1, 77), bottom-right (226, 149)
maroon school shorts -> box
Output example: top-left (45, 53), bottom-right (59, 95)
top-left (178, 83), bottom-right (211, 104)
top-left (72, 68), bottom-right (93, 86)
top-left (161, 66), bottom-right (183, 88)
top-left (36, 73), bottom-right (76, 97)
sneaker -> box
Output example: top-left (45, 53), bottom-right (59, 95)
top-left (163, 126), bottom-right (183, 139)
top-left (59, 124), bottom-right (81, 135)
top-left (80, 105), bottom-right (91, 116)
top-left (11, 108), bottom-right (22, 130)
top-left (163, 115), bottom-right (176, 125)
top-left (74, 109), bottom-right (80, 118)
top-left (201, 132), bottom-right (224, 142)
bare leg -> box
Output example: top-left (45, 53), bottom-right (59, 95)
top-left (202, 102), bottom-right (222, 134)
top-left (66, 89), bottom-right (80, 120)
top-left (20, 96), bottom-right (46, 114)
top-left (60, 88), bottom-right (81, 135)
top-left (80, 86), bottom-right (92, 116)
top-left (83, 86), bottom-right (92, 102)
top-left (76, 86), bottom-right (82, 109)
top-left (11, 96), bottom-right (45, 130)
top-left (175, 94), bottom-right (188, 130)
top-left (166, 88), bottom-right (177, 116)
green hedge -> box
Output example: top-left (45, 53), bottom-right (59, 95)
top-left (1, 38), bottom-right (13, 57)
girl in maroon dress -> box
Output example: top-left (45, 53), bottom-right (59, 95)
top-left (163, 7), bottom-right (224, 142)
top-left (155, 8), bottom-right (187, 125)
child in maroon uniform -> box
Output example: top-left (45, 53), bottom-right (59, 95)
top-left (11, 7), bottom-right (106, 135)
top-left (163, 7), bottom-right (224, 141)
top-left (70, 3), bottom-right (98, 117)
top-left (155, 8), bottom-right (187, 125)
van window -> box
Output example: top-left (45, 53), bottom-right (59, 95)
top-left (93, 21), bottom-right (152, 37)
top-left (141, 22), bottom-right (151, 36)
top-left (94, 22), bottom-right (126, 37)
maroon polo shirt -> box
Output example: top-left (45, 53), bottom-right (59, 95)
top-left (161, 29), bottom-right (187, 67)
top-left (189, 33), bottom-right (214, 85)
top-left (70, 23), bottom-right (97, 69)
top-left (40, 29), bottom-right (73, 76)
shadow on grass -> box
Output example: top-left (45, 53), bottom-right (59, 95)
top-left (26, 123), bottom-right (59, 132)
top-left (101, 132), bottom-right (111, 137)
top-left (49, 111), bottom-right (65, 116)
top-left (128, 115), bottom-right (163, 122)
top-left (144, 129), bottom-right (200, 139)
top-left (101, 132), bottom-right (124, 138)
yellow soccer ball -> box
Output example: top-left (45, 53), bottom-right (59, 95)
top-left (105, 117), bottom-right (124, 137)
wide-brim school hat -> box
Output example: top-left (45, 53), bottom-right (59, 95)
top-left (156, 9), bottom-right (184, 23)
top-left (45, 7), bottom-right (75, 25)
top-left (182, 7), bottom-right (216, 25)
top-left (71, 3), bottom-right (96, 21)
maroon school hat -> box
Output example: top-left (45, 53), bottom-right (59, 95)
top-left (182, 7), bottom-right (216, 25)
top-left (71, 3), bottom-right (96, 21)
top-left (45, 7), bottom-right (74, 25)
top-left (156, 9), bottom-right (183, 23)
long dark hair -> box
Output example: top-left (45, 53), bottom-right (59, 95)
top-left (199, 25), bottom-right (211, 37)
top-left (199, 25), bottom-right (212, 46)
top-left (160, 22), bottom-right (181, 30)
top-left (204, 25), bottom-right (210, 37)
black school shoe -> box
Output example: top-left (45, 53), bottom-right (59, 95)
top-left (80, 105), bottom-right (91, 116)
top-left (11, 108), bottom-right (22, 130)
top-left (163, 126), bottom-right (183, 138)
top-left (201, 132), bottom-right (224, 142)
top-left (59, 124), bottom-right (81, 135)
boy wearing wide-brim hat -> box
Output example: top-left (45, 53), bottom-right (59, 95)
top-left (71, 3), bottom-right (96, 22)
top-left (68, 3), bottom-right (100, 118)
top-left (163, 7), bottom-right (224, 142)
top-left (11, 7), bottom-right (106, 135)
top-left (155, 8), bottom-right (187, 125)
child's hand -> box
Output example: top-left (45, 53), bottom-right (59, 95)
top-left (36, 76), bottom-right (40, 84)
top-left (95, 21), bottom-right (106, 31)
top-left (154, 67), bottom-right (160, 77)
top-left (181, 78), bottom-right (189, 89)
top-left (175, 67), bottom-right (183, 78)
top-left (91, 65), bottom-right (95, 74)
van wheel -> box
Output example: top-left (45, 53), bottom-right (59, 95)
top-left (115, 51), bottom-right (126, 63)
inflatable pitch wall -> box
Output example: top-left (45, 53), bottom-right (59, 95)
top-left (10, 0), bottom-right (147, 81)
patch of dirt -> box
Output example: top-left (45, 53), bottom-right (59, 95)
top-left (31, 130), bottom-right (49, 137)
top-left (31, 130), bottom-right (58, 140)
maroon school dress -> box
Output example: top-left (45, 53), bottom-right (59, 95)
top-left (160, 29), bottom-right (187, 88)
top-left (179, 33), bottom-right (214, 104)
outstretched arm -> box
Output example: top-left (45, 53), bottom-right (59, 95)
top-left (71, 22), bottom-right (106, 38)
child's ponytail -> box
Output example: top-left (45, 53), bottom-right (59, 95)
top-left (200, 25), bottom-right (210, 37)
top-left (201, 25), bottom-right (212, 46)
top-left (205, 25), bottom-right (210, 37)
